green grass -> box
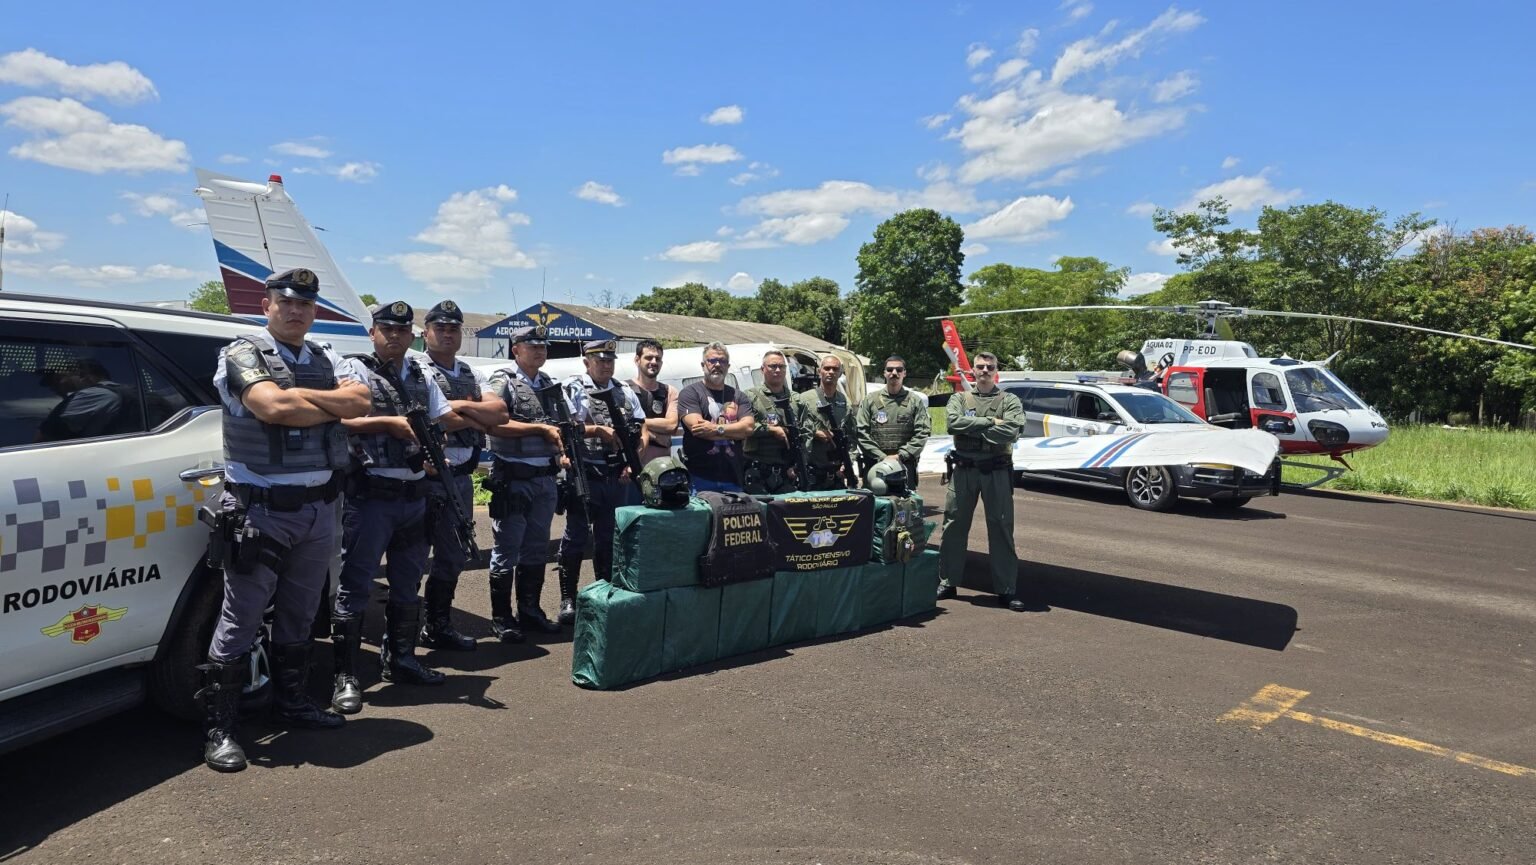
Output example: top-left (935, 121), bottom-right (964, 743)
top-left (930, 406), bottom-right (947, 436)
top-left (1283, 425), bottom-right (1536, 510)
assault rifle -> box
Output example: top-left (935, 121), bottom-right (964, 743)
top-left (590, 385), bottom-right (646, 478)
top-left (816, 399), bottom-right (858, 489)
top-left (404, 405), bottom-right (479, 561)
top-left (774, 394), bottom-right (811, 492)
top-left (537, 382), bottom-right (591, 515)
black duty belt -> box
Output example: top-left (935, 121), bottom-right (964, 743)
top-left (492, 460), bottom-right (560, 480)
top-left (583, 462), bottom-right (624, 479)
top-left (230, 474), bottom-right (342, 512)
top-left (355, 474), bottom-right (429, 501)
top-left (950, 453), bottom-right (1012, 472)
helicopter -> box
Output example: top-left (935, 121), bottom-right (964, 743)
top-left (931, 299), bottom-right (1535, 487)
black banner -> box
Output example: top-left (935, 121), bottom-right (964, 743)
top-left (766, 491), bottom-right (875, 572)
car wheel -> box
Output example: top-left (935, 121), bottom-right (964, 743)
top-left (148, 566), bottom-right (271, 721)
top-left (1210, 496), bottom-right (1252, 510)
top-left (1125, 466), bottom-right (1177, 512)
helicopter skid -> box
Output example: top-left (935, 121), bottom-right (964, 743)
top-left (1278, 458), bottom-right (1350, 490)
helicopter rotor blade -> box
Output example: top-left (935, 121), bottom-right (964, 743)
top-left (1233, 308), bottom-right (1535, 351)
top-left (926, 304), bottom-right (1169, 321)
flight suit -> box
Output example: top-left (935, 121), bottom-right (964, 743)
top-left (855, 388), bottom-right (931, 491)
top-left (938, 387), bottom-right (1025, 598)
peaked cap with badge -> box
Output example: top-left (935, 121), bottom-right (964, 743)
top-left (370, 300), bottom-right (415, 327)
top-left (424, 300), bottom-right (463, 325)
top-left (265, 267), bottom-right (321, 299)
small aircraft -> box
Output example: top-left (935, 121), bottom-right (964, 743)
top-left (933, 300), bottom-right (1535, 485)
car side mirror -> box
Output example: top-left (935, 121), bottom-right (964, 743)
top-left (1096, 412), bottom-right (1120, 423)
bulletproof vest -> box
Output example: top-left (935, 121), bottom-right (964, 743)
top-left (487, 367), bottom-right (560, 460)
top-left (631, 381), bottom-right (670, 419)
top-left (743, 386), bottom-right (796, 463)
top-left (865, 391), bottom-right (916, 453)
top-left (351, 356), bottom-right (433, 468)
top-left (575, 378), bottom-right (625, 461)
top-left (804, 390), bottom-right (847, 464)
top-left (879, 495), bottom-right (922, 564)
top-left (426, 358), bottom-right (485, 452)
top-left (696, 491), bottom-right (776, 587)
top-left (221, 331), bottom-right (350, 474)
top-left (951, 390), bottom-right (1015, 456)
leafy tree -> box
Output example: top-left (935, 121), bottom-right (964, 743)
top-left (957, 258), bottom-right (1127, 370)
top-left (627, 282), bottom-right (758, 321)
top-left (849, 209), bottom-right (965, 378)
top-left (757, 276), bottom-right (846, 344)
top-left (188, 280), bottom-right (230, 314)
top-left (358, 293), bottom-right (377, 307)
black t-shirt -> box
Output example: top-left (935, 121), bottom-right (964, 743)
top-left (677, 381), bottom-right (751, 483)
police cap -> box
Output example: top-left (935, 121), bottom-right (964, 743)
top-left (511, 325), bottom-right (549, 346)
top-left (265, 267), bottom-right (321, 300)
top-left (371, 300), bottom-right (415, 327)
top-left (424, 299), bottom-right (464, 325)
top-left (583, 339), bottom-right (618, 359)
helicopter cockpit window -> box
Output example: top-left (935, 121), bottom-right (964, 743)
top-left (1284, 368), bottom-right (1361, 412)
top-left (1251, 372), bottom-right (1288, 411)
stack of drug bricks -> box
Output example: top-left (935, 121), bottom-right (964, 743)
top-left (571, 492), bottom-right (937, 689)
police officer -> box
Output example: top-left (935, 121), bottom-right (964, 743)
top-left (798, 353), bottom-right (853, 491)
top-left (937, 352), bottom-right (1027, 612)
top-left (331, 301), bottom-right (468, 714)
top-left (483, 326), bottom-right (568, 642)
top-left (854, 355), bottom-right (931, 492)
top-left (415, 300), bottom-right (509, 651)
top-left (202, 267), bottom-right (372, 772)
top-left (555, 339), bottom-right (647, 623)
top-left (742, 350), bottom-right (810, 494)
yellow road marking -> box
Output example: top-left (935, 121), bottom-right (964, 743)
top-left (1222, 684), bottom-right (1535, 779)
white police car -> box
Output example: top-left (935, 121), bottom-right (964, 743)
top-left (0, 293), bottom-right (338, 754)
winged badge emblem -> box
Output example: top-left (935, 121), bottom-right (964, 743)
top-left (781, 514), bottom-right (861, 549)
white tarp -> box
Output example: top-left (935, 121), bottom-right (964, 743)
top-left (917, 428), bottom-right (1280, 476)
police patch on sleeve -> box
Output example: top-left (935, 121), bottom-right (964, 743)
top-left (224, 341), bottom-right (274, 395)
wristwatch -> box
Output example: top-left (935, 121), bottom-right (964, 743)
top-left (715, 423), bottom-right (726, 438)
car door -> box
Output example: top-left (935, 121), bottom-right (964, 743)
top-left (0, 316), bottom-right (221, 699)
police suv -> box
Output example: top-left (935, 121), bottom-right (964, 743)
top-left (0, 293), bottom-right (332, 754)
top-left (1003, 379), bottom-right (1281, 511)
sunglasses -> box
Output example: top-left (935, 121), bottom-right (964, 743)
top-left (704, 358), bottom-right (729, 367)
top-left (764, 364), bottom-right (786, 371)
top-left (973, 364), bottom-right (996, 371)
top-left (884, 367), bottom-right (905, 373)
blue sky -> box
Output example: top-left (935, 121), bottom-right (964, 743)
top-left (2, 2), bottom-right (1533, 313)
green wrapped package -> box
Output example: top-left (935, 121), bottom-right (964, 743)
top-left (571, 581), bottom-right (666, 690)
top-left (611, 500), bottom-right (711, 592)
top-left (901, 549), bottom-right (941, 619)
top-left (769, 569), bottom-right (822, 645)
top-left (814, 566), bottom-right (862, 638)
top-left (717, 578), bottom-right (773, 658)
top-left (856, 560), bottom-right (905, 629)
top-left (662, 584), bottom-right (722, 672)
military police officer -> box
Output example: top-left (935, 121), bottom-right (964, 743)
top-left (937, 351), bottom-right (1027, 612)
top-left (331, 301), bottom-right (468, 714)
top-left (798, 353), bottom-right (853, 490)
top-left (202, 267), bottom-right (372, 772)
top-left (854, 355), bottom-right (931, 492)
top-left (742, 350), bottom-right (811, 494)
top-left (415, 301), bottom-right (509, 651)
top-left (555, 339), bottom-right (647, 623)
top-left (483, 326), bottom-right (568, 642)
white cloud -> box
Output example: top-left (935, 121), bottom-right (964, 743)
top-left (922, 113), bottom-right (952, 130)
top-left (0, 96), bottom-right (188, 174)
top-left (271, 139), bottom-right (331, 159)
top-left (1177, 171), bottom-right (1301, 212)
top-left (120, 192), bottom-right (204, 230)
top-left (1152, 70), bottom-right (1198, 103)
top-left (726, 271), bottom-right (757, 293)
top-left (740, 180), bottom-right (902, 218)
top-left (917, 162), bottom-right (951, 182)
top-left (10, 259), bottom-right (198, 286)
top-left (728, 162), bottom-right (779, 186)
top-left (1126, 201), bottom-right (1158, 217)
top-left (391, 185), bottom-right (534, 292)
top-left (662, 143), bottom-right (744, 166)
top-left (675, 164), bottom-right (702, 177)
top-left (0, 209), bottom-right (67, 253)
top-left (217, 153), bottom-right (249, 165)
top-left (738, 213), bottom-right (851, 246)
top-left (966, 43), bottom-right (994, 68)
top-left (1122, 271), bottom-right (1170, 296)
top-left (993, 58), bottom-right (1029, 83)
top-left (659, 240), bottom-right (726, 262)
top-left (963, 195), bottom-right (1074, 243)
top-left (335, 161), bottom-right (379, 183)
top-left (1052, 7), bottom-right (1205, 83)
top-left (1061, 0), bottom-right (1094, 22)
top-left (732, 179), bottom-right (994, 248)
top-left (1146, 237), bottom-right (1179, 256)
top-left (703, 105), bottom-right (744, 125)
top-left (0, 49), bottom-right (157, 103)
top-left (961, 242), bottom-right (990, 256)
top-left (716, 225), bottom-right (735, 237)
top-left (1027, 166), bottom-right (1082, 189)
top-left (574, 180), bottom-right (624, 206)
top-left (106, 212), bottom-right (126, 225)
top-left (1221, 155), bottom-right (1240, 169)
top-left (1017, 28), bottom-right (1041, 57)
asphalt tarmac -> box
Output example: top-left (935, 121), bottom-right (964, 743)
top-left (3, 479), bottom-right (1533, 864)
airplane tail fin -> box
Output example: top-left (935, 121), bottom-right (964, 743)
top-left (939, 318), bottom-right (975, 392)
top-left (193, 169), bottom-right (371, 340)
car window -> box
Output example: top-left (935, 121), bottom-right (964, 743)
top-left (134, 330), bottom-right (229, 403)
top-left (1075, 393), bottom-right (1115, 420)
top-left (136, 349), bottom-right (195, 428)
top-left (1166, 371), bottom-right (1200, 406)
top-left (0, 323), bottom-right (147, 448)
top-left (1251, 372), bottom-right (1287, 410)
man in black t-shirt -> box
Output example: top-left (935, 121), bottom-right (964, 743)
top-left (676, 341), bottom-right (755, 493)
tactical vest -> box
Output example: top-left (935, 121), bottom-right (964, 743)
top-left (350, 355), bottom-right (434, 469)
top-left (951, 390), bottom-right (1014, 456)
top-left (879, 495), bottom-right (922, 564)
top-left (221, 331), bottom-right (350, 474)
top-left (865, 390), bottom-right (918, 453)
top-left (577, 378), bottom-right (624, 462)
top-left (631, 381), bottom-right (670, 420)
top-left (743, 386), bottom-right (796, 463)
top-left (487, 367), bottom-right (561, 460)
top-left (696, 491), bottom-right (776, 587)
top-left (801, 390), bottom-right (848, 465)
top-left (426, 357), bottom-right (484, 453)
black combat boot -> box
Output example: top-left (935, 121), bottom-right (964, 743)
top-left (420, 578), bottom-right (476, 651)
top-left (330, 614), bottom-right (364, 715)
top-left (488, 570), bottom-right (525, 644)
top-left (556, 555), bottom-right (583, 626)
top-left (380, 601), bottom-right (447, 686)
top-left (516, 563), bottom-right (561, 633)
top-left (272, 641), bottom-right (345, 730)
top-left (198, 655), bottom-right (248, 772)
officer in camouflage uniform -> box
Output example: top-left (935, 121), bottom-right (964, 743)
top-left (202, 267), bottom-right (372, 772)
top-left (854, 355), bottom-right (930, 492)
top-left (937, 352), bottom-right (1027, 612)
top-left (415, 300), bottom-right (509, 652)
top-left (798, 353), bottom-right (853, 490)
top-left (742, 350), bottom-right (810, 494)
